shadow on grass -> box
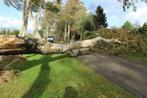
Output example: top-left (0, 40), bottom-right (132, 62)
top-left (8, 54), bottom-right (66, 98)
top-left (22, 56), bottom-right (50, 98)
top-left (64, 86), bottom-right (79, 98)
top-left (9, 54), bottom-right (66, 72)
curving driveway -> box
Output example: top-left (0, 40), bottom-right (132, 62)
top-left (78, 54), bottom-right (147, 98)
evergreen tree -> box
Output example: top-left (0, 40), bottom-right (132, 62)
top-left (93, 5), bottom-right (108, 29)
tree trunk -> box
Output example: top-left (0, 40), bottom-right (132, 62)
top-left (33, 14), bottom-right (41, 39)
top-left (67, 24), bottom-right (71, 42)
top-left (0, 35), bottom-right (122, 55)
top-left (64, 25), bottom-right (68, 42)
top-left (71, 35), bottom-right (75, 42)
top-left (80, 28), bottom-right (84, 40)
top-left (19, 0), bottom-right (31, 37)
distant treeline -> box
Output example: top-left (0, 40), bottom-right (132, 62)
top-left (0, 29), bottom-right (20, 35)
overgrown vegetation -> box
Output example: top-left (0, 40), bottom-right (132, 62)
top-left (91, 28), bottom-right (147, 56)
top-left (78, 19), bottom-right (147, 56)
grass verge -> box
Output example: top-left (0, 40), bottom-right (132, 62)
top-left (127, 55), bottom-right (147, 62)
top-left (0, 54), bottom-right (137, 98)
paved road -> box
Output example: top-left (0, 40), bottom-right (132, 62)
top-left (78, 54), bottom-right (147, 98)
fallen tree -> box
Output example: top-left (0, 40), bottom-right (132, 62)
top-left (0, 35), bottom-right (122, 55)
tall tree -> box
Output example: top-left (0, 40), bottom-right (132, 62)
top-left (58, 0), bottom-right (90, 42)
top-left (72, 2), bottom-right (88, 40)
top-left (122, 21), bottom-right (134, 30)
top-left (41, 0), bottom-right (61, 38)
top-left (4, 0), bottom-right (61, 37)
top-left (93, 5), bottom-right (108, 29)
top-left (4, 0), bottom-right (43, 37)
top-left (63, 0), bottom-right (81, 42)
top-left (20, 0), bottom-right (31, 37)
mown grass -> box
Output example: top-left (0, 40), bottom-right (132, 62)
top-left (0, 54), bottom-right (137, 98)
top-left (127, 55), bottom-right (147, 62)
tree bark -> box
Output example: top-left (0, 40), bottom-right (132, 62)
top-left (33, 14), bottom-right (41, 39)
top-left (64, 25), bottom-right (67, 42)
top-left (0, 35), bottom-right (122, 55)
top-left (19, 0), bottom-right (31, 37)
top-left (67, 24), bottom-right (71, 42)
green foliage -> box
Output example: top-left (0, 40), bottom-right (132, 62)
top-left (93, 5), bottom-right (108, 29)
top-left (140, 23), bottom-right (147, 36)
top-left (122, 21), bottom-right (134, 30)
top-left (45, 1), bottom-right (61, 13)
top-left (84, 14), bottom-right (96, 31)
top-left (0, 54), bottom-right (136, 98)
top-left (72, 3), bottom-right (88, 32)
top-left (83, 31), bottom-right (96, 39)
top-left (56, 0), bottom-right (95, 41)
top-left (131, 27), bottom-right (140, 34)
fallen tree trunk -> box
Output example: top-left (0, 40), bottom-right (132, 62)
top-left (0, 35), bottom-right (122, 55)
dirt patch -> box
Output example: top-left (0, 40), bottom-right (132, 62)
top-left (0, 69), bottom-right (16, 84)
top-left (0, 55), bottom-right (27, 84)
top-left (0, 55), bottom-right (27, 69)
top-left (0, 55), bottom-right (27, 62)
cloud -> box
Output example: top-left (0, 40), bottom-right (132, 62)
top-left (124, 3), bottom-right (147, 25)
top-left (0, 16), bottom-right (33, 31)
top-left (0, 16), bottom-right (21, 29)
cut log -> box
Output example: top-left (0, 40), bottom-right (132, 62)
top-left (0, 35), bottom-right (122, 55)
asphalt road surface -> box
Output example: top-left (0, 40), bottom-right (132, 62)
top-left (78, 54), bottom-right (147, 98)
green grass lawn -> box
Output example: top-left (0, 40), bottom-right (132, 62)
top-left (127, 55), bottom-right (147, 62)
top-left (0, 54), bottom-right (137, 98)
